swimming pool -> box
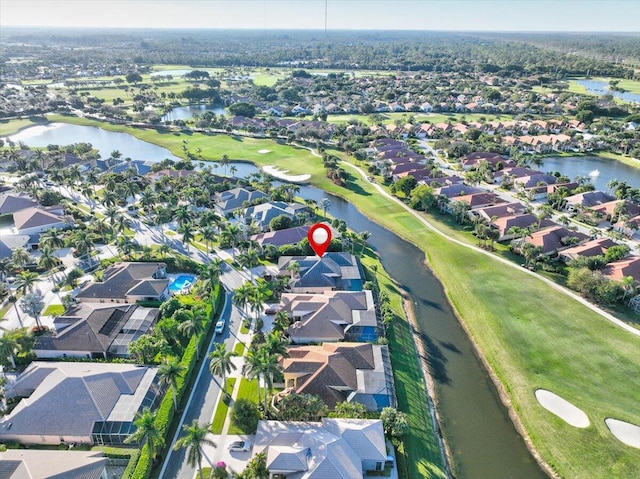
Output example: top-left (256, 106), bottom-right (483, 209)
top-left (169, 274), bottom-right (196, 293)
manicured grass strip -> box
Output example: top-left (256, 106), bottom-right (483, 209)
top-left (0, 117), bottom-right (46, 136)
top-left (233, 342), bottom-right (246, 356)
top-left (211, 378), bottom-right (237, 434)
top-left (227, 378), bottom-right (259, 435)
top-left (42, 304), bottom-right (65, 316)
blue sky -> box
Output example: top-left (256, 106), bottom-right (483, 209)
top-left (1, 0), bottom-right (639, 31)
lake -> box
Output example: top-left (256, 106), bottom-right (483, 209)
top-left (4, 123), bottom-right (258, 178)
top-left (542, 155), bottom-right (640, 190)
top-left (576, 79), bottom-right (640, 103)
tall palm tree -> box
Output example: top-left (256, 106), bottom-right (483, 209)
top-left (264, 331), bottom-right (290, 359)
top-left (0, 333), bottom-right (22, 369)
top-left (14, 271), bottom-right (39, 296)
top-left (40, 228), bottom-right (65, 250)
top-left (200, 260), bottom-right (223, 295)
top-left (124, 408), bottom-right (164, 460)
top-left (319, 198), bottom-right (331, 219)
top-left (199, 225), bottom-right (217, 258)
top-left (358, 231), bottom-right (371, 255)
top-left (233, 282), bottom-right (253, 317)
top-left (220, 224), bottom-right (242, 259)
top-left (219, 154), bottom-right (230, 176)
top-left (38, 245), bottom-right (58, 277)
top-left (237, 248), bottom-right (260, 280)
top-left (11, 247), bottom-right (32, 269)
top-left (158, 358), bottom-right (186, 411)
top-left (178, 222), bottom-right (195, 248)
top-left (243, 346), bottom-right (281, 413)
top-left (208, 343), bottom-right (237, 388)
top-left (174, 420), bottom-right (216, 479)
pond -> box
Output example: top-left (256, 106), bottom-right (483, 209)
top-left (542, 155), bottom-right (640, 191)
top-left (162, 104), bottom-right (226, 122)
top-left (576, 79), bottom-right (640, 103)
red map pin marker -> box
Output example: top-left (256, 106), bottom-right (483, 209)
top-left (308, 223), bottom-right (332, 258)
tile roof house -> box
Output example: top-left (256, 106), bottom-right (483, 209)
top-left (564, 191), bottom-right (615, 211)
top-left (278, 253), bottom-right (365, 293)
top-left (491, 214), bottom-right (555, 241)
top-left (13, 206), bottom-right (69, 236)
top-left (0, 449), bottom-right (108, 479)
top-left (34, 303), bottom-right (159, 359)
top-left (558, 238), bottom-right (618, 262)
top-left (282, 290), bottom-right (378, 344)
top-left (253, 418), bottom-right (388, 479)
top-left (0, 192), bottom-right (39, 216)
top-left (520, 225), bottom-right (589, 255)
top-left (281, 342), bottom-right (395, 411)
top-left (75, 262), bottom-right (169, 304)
top-left (475, 202), bottom-right (526, 221)
top-left (602, 256), bottom-right (640, 283)
top-left (214, 187), bottom-right (269, 217)
top-left (0, 362), bottom-right (163, 446)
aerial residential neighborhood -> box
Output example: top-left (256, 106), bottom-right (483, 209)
top-left (0, 2), bottom-right (639, 479)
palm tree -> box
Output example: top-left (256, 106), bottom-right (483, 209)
top-left (237, 248), bottom-right (260, 280)
top-left (177, 312), bottom-right (205, 339)
top-left (158, 358), bottom-right (186, 411)
top-left (174, 420), bottom-right (216, 479)
top-left (208, 343), bottom-right (237, 387)
top-left (11, 247), bottom-right (32, 269)
top-left (319, 198), bottom-right (331, 219)
top-left (178, 222), bottom-right (195, 248)
top-left (200, 260), bottom-right (223, 295)
top-left (0, 333), bottom-right (22, 369)
top-left (233, 282), bottom-right (253, 317)
top-left (38, 245), bottom-right (58, 277)
top-left (264, 330), bottom-right (290, 358)
top-left (199, 225), bottom-right (216, 258)
top-left (14, 271), bottom-right (39, 296)
top-left (219, 154), bottom-right (230, 176)
top-left (358, 231), bottom-right (371, 255)
top-left (40, 228), bottom-right (65, 250)
top-left (124, 408), bottom-right (164, 460)
top-left (220, 224), bottom-right (242, 260)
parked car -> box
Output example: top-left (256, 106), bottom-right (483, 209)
top-left (214, 320), bottom-right (225, 334)
top-left (227, 440), bottom-right (251, 452)
top-left (264, 305), bottom-right (281, 315)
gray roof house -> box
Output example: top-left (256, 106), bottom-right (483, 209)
top-left (34, 303), bottom-right (159, 359)
top-left (0, 450), bottom-right (108, 479)
top-left (75, 262), bottom-right (169, 304)
top-left (0, 192), bottom-right (38, 216)
top-left (253, 418), bottom-right (388, 479)
top-left (282, 342), bottom-right (395, 411)
top-left (278, 253), bottom-right (364, 293)
top-left (214, 187), bottom-right (269, 217)
top-left (0, 234), bottom-right (30, 259)
top-left (0, 362), bottom-right (163, 446)
top-left (282, 290), bottom-right (378, 344)
top-left (13, 206), bottom-right (68, 236)
top-left (243, 201), bottom-right (307, 232)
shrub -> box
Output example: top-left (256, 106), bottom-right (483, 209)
top-left (231, 398), bottom-right (260, 433)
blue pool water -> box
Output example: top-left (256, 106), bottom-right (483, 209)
top-left (170, 275), bottom-right (196, 293)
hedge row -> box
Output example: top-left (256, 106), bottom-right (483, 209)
top-left (127, 282), bottom-right (223, 479)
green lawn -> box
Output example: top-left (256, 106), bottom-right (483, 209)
top-left (361, 257), bottom-right (447, 479)
top-left (42, 304), bottom-right (65, 316)
top-left (233, 342), bottom-right (246, 356)
top-left (0, 117), bottom-right (49, 136)
top-left (211, 378), bottom-right (236, 434)
top-left (46, 116), bottom-right (640, 477)
top-left (228, 378), bottom-right (259, 435)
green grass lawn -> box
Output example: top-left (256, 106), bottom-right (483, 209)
top-left (233, 342), bottom-right (246, 356)
top-left (42, 304), bottom-right (65, 316)
top-left (228, 378), bottom-right (259, 435)
top-left (0, 117), bottom-right (49, 136)
top-left (47, 116), bottom-right (640, 477)
top-left (361, 257), bottom-right (447, 479)
top-left (211, 378), bottom-right (237, 434)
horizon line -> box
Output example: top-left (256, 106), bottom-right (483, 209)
top-left (2, 25), bottom-right (639, 34)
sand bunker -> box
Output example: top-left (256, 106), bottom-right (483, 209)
top-left (535, 389), bottom-right (590, 428)
top-left (257, 149), bottom-right (272, 154)
top-left (605, 418), bottom-right (640, 448)
top-left (262, 165), bottom-right (311, 183)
